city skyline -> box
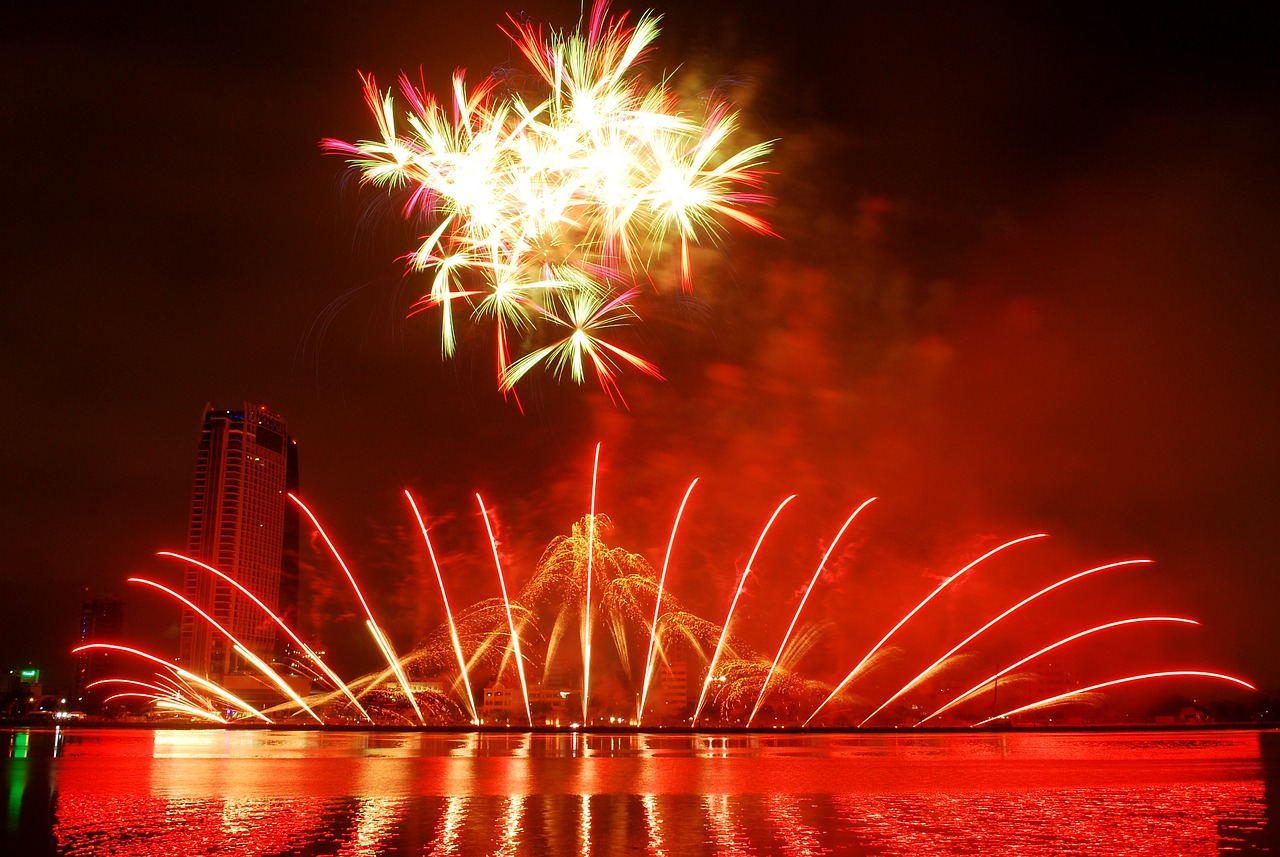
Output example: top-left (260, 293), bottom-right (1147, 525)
top-left (2, 1), bottom-right (1277, 705)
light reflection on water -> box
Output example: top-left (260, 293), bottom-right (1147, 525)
top-left (2, 728), bottom-right (1276, 855)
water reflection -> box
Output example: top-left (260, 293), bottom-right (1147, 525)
top-left (0, 728), bottom-right (1275, 855)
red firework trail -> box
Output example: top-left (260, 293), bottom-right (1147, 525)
top-left (917, 616), bottom-right (1202, 725)
top-left (405, 490), bottom-right (481, 725)
top-left (638, 477), bottom-right (699, 724)
top-left (291, 493), bottom-right (425, 725)
top-left (804, 533), bottom-right (1048, 726)
top-left (157, 550), bottom-right (373, 723)
top-left (477, 492), bottom-right (534, 727)
top-left (859, 558), bottom-right (1153, 726)
top-left (747, 496), bottom-right (877, 727)
top-left (692, 494), bottom-right (796, 727)
top-left (974, 671), bottom-right (1257, 727)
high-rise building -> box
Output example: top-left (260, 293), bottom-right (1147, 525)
top-left (180, 403), bottom-right (299, 680)
top-left (74, 592), bottom-right (124, 708)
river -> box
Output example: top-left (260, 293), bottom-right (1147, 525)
top-left (3, 727), bottom-right (1277, 855)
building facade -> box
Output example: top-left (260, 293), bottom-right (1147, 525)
top-left (179, 404), bottom-right (299, 680)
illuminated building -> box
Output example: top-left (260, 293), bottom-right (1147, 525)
top-left (74, 592), bottom-right (124, 708)
top-left (179, 404), bottom-right (299, 680)
top-left (482, 680), bottom-right (515, 721)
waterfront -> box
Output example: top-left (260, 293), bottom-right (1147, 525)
top-left (4, 728), bottom-right (1277, 855)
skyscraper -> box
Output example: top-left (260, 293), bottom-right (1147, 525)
top-left (180, 404), bottom-right (299, 680)
top-left (74, 591), bottom-right (124, 709)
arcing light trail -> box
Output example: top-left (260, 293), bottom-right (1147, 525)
top-left (325, 2), bottom-right (773, 401)
top-left (637, 477), bottom-right (699, 723)
top-left (973, 672), bottom-right (1258, 728)
top-left (157, 550), bottom-right (373, 723)
top-left (125, 576), bottom-right (325, 724)
top-left (916, 617), bottom-right (1202, 725)
top-left (405, 490), bottom-right (480, 724)
top-left (857, 559), bottom-right (1153, 726)
top-left (291, 493), bottom-right (425, 725)
top-left (803, 533), bottom-right (1048, 726)
top-left (478, 493), bottom-right (534, 727)
top-left (83, 449), bottom-right (1253, 727)
top-left (746, 496), bottom-right (876, 727)
top-left (691, 494), bottom-right (795, 727)
top-left (582, 443), bottom-right (601, 722)
top-left (72, 643), bottom-right (271, 723)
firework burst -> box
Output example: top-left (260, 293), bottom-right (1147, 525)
top-left (325, 1), bottom-right (773, 401)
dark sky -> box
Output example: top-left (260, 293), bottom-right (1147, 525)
top-left (3, 1), bottom-right (1278, 704)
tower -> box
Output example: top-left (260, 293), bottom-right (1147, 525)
top-left (73, 592), bottom-right (124, 709)
top-left (179, 403), bottom-right (299, 680)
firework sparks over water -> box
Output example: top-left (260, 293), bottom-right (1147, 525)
top-left (324, 1), bottom-right (773, 402)
top-left (81, 448), bottom-right (1255, 727)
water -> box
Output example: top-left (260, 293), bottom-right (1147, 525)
top-left (3, 728), bottom-right (1277, 855)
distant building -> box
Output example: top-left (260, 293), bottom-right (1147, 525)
top-left (3, 667), bottom-right (42, 716)
top-left (655, 660), bottom-right (689, 723)
top-left (482, 680), bottom-right (515, 721)
top-left (179, 404), bottom-right (299, 680)
top-left (74, 592), bottom-right (124, 708)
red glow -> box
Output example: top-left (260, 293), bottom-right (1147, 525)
top-left (693, 494), bottom-right (796, 726)
top-left (638, 477), bottom-right (699, 723)
top-left (805, 533), bottom-right (1048, 726)
top-left (405, 489), bottom-right (480, 724)
top-left (975, 671), bottom-right (1258, 726)
top-left (477, 493), bottom-right (534, 726)
top-left (860, 558), bottom-right (1153, 725)
top-left (749, 496), bottom-right (876, 726)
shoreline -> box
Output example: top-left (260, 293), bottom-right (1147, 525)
top-left (4, 718), bottom-right (1278, 735)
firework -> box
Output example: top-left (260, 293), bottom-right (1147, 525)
top-left (78, 450), bottom-right (1254, 727)
top-left (73, 643), bottom-right (272, 722)
top-left (691, 494), bottom-right (795, 727)
top-left (405, 490), bottom-right (480, 724)
top-left (858, 558), bottom-right (1153, 726)
top-left (803, 533), bottom-right (1048, 726)
top-left (637, 477), bottom-right (699, 722)
top-left (973, 671), bottom-right (1257, 727)
top-left (127, 576), bottom-right (325, 723)
top-left (747, 497), bottom-right (876, 726)
top-left (917, 617), bottom-right (1201, 725)
top-left (582, 444), bottom-right (601, 721)
top-left (325, 1), bottom-right (773, 399)
top-left (291, 493), bottom-right (425, 724)
top-left (477, 493), bottom-right (534, 726)
top-left (158, 550), bottom-right (373, 722)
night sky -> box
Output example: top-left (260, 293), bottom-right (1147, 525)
top-left (4, 1), bottom-right (1278, 705)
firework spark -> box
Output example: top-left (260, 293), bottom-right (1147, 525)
top-left (582, 443), bottom-right (601, 721)
top-left (637, 477), bottom-right (699, 722)
top-left (325, 1), bottom-right (773, 399)
top-left (157, 550), bottom-right (373, 723)
top-left (477, 493), bottom-right (534, 726)
top-left (77, 450), bottom-right (1253, 727)
top-left (405, 490), bottom-right (481, 724)
top-left (858, 558), bottom-right (1153, 726)
top-left (917, 617), bottom-right (1202, 725)
top-left (73, 643), bottom-right (271, 722)
top-left (747, 497), bottom-right (876, 726)
top-left (973, 671), bottom-right (1257, 727)
top-left (127, 576), bottom-right (325, 724)
top-left (692, 494), bottom-right (795, 727)
top-left (803, 533), bottom-right (1048, 726)
top-left (291, 493), bottom-right (426, 724)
